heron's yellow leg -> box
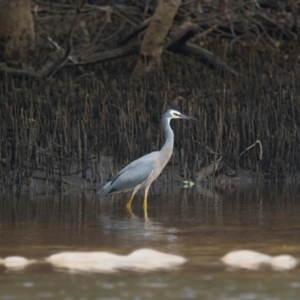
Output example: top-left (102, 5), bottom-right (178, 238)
top-left (126, 194), bottom-right (135, 217)
top-left (143, 206), bottom-right (148, 219)
top-left (126, 186), bottom-right (140, 216)
top-left (126, 194), bottom-right (135, 210)
top-left (143, 186), bottom-right (150, 212)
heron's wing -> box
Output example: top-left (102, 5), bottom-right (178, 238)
top-left (99, 160), bottom-right (154, 196)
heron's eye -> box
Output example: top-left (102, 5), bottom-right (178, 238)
top-left (173, 112), bottom-right (180, 117)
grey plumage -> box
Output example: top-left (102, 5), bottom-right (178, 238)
top-left (99, 109), bottom-right (197, 209)
top-left (100, 159), bottom-right (154, 196)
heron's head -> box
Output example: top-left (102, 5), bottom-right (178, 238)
top-left (164, 109), bottom-right (197, 121)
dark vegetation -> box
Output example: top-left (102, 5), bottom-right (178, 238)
top-left (1, 0), bottom-right (300, 189)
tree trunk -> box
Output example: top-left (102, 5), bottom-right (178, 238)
top-left (134, 0), bottom-right (181, 76)
top-left (0, 0), bottom-right (34, 61)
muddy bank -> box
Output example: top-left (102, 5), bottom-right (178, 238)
top-left (3, 156), bottom-right (275, 194)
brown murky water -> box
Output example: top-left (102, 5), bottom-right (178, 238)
top-left (1, 185), bottom-right (300, 299)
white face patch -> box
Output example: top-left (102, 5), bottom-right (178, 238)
top-left (170, 110), bottom-right (182, 118)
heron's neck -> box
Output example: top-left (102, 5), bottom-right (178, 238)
top-left (161, 117), bottom-right (174, 154)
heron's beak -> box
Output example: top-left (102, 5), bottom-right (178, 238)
top-left (179, 113), bottom-right (197, 121)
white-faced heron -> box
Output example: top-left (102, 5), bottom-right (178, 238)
top-left (99, 109), bottom-right (197, 211)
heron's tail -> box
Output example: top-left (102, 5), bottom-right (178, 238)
top-left (98, 181), bottom-right (112, 196)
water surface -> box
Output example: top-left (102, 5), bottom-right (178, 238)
top-left (0, 185), bottom-right (300, 299)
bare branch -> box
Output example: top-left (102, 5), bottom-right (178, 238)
top-left (239, 140), bottom-right (263, 160)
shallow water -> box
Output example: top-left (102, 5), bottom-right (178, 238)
top-left (1, 185), bottom-right (300, 299)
